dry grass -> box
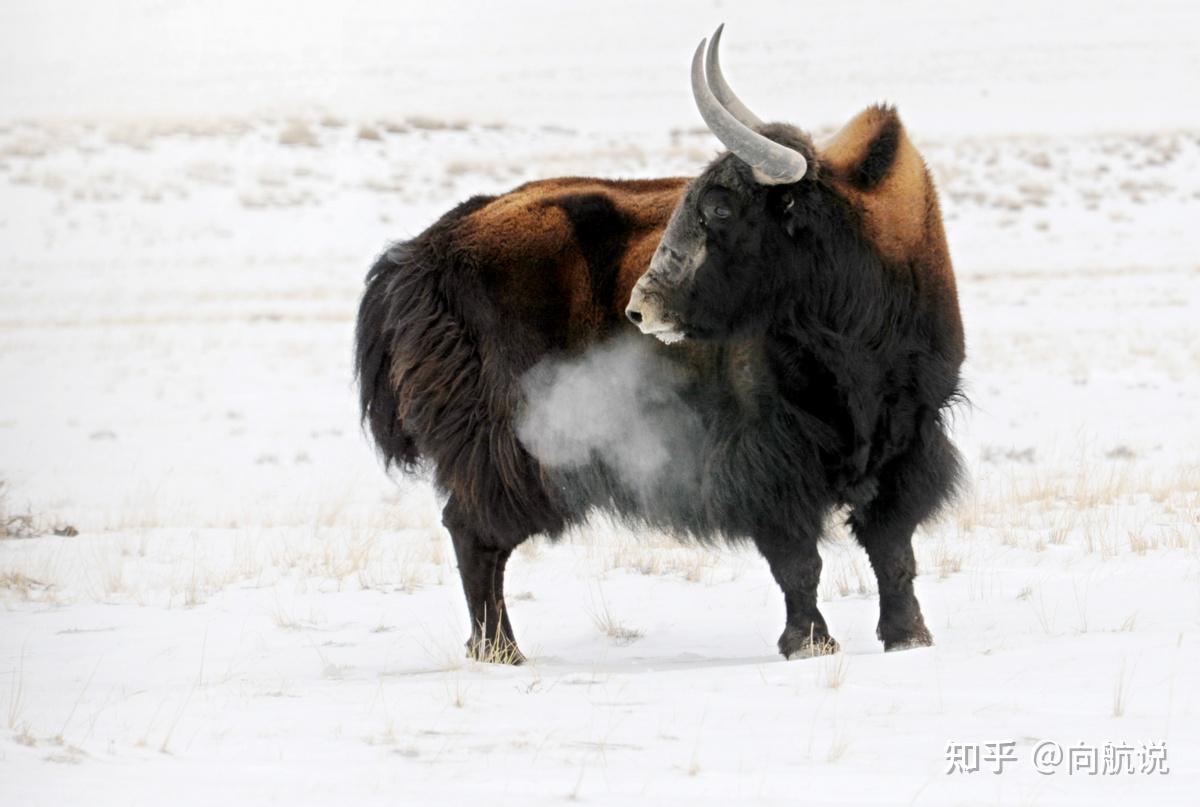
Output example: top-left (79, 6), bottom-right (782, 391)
top-left (1, 481), bottom-right (77, 539)
top-left (1, 481), bottom-right (37, 539)
top-left (1029, 588), bottom-right (1058, 635)
top-left (1, 512), bottom-right (38, 539)
top-left (1082, 521), bottom-right (1121, 559)
top-left (1116, 611), bottom-right (1139, 633)
top-left (589, 598), bottom-right (643, 646)
top-left (0, 570), bottom-right (48, 600)
top-left (677, 551), bottom-right (717, 584)
top-left (826, 733), bottom-right (851, 763)
top-left (945, 458), bottom-right (1198, 564)
top-left (5, 644), bottom-right (33, 748)
top-left (445, 675), bottom-right (469, 709)
top-left (0, 510), bottom-right (453, 610)
top-left (820, 551), bottom-right (874, 601)
top-left (6, 648), bottom-right (25, 731)
top-left (1071, 579), bottom-right (1091, 633)
top-left (266, 520), bottom-right (435, 594)
top-left (159, 644), bottom-right (204, 754)
top-left (1127, 530), bottom-right (1158, 555)
top-left (596, 528), bottom-right (723, 584)
top-left (932, 543), bottom-right (965, 580)
top-left (1112, 661), bottom-right (1131, 717)
top-left (278, 120), bottom-right (318, 148)
top-left (833, 562), bottom-right (873, 598)
top-left (627, 551), bottom-right (663, 576)
top-left (469, 639), bottom-right (527, 666)
top-left (271, 596), bottom-right (322, 631)
top-left (99, 555), bottom-right (127, 599)
top-left (818, 653), bottom-right (850, 690)
top-left (1047, 511), bottom-right (1077, 546)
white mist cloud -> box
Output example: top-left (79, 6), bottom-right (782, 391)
top-left (516, 335), bottom-right (701, 496)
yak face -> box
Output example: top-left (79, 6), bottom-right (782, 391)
top-left (626, 126), bottom-right (820, 342)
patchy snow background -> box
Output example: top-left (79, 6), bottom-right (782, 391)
top-left (1, 1), bottom-right (1198, 804)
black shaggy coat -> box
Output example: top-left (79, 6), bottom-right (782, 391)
top-left (356, 105), bottom-right (964, 663)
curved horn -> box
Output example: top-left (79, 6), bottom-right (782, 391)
top-left (691, 37), bottom-right (807, 185)
top-left (705, 24), bottom-right (763, 129)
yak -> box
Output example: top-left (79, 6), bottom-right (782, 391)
top-left (355, 27), bottom-right (965, 664)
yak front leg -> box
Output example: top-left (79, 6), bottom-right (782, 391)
top-left (851, 514), bottom-right (932, 651)
top-left (849, 427), bottom-right (960, 651)
top-left (753, 529), bottom-right (838, 658)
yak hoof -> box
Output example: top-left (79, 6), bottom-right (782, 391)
top-left (881, 626), bottom-right (934, 652)
top-left (465, 636), bottom-right (527, 666)
top-left (778, 626), bottom-right (840, 659)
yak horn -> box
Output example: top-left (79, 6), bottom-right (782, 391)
top-left (705, 24), bottom-right (763, 129)
top-left (691, 32), bottom-right (807, 185)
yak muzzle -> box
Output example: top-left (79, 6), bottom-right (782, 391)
top-left (626, 277), bottom-right (684, 344)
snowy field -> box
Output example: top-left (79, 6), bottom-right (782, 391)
top-left (2, 2), bottom-right (1199, 804)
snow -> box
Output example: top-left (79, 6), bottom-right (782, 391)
top-left (1, 2), bottom-right (1198, 804)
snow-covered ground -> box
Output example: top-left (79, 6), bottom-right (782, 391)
top-left (1, 2), bottom-right (1198, 804)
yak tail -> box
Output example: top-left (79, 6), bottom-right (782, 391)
top-left (354, 246), bottom-right (421, 470)
top-left (354, 194), bottom-right (495, 472)
top-left (354, 194), bottom-right (566, 540)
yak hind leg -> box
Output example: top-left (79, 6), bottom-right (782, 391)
top-left (753, 524), bottom-right (839, 659)
top-left (851, 426), bottom-right (961, 651)
top-left (442, 496), bottom-right (530, 665)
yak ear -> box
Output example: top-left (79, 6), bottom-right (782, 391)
top-left (818, 104), bottom-right (932, 263)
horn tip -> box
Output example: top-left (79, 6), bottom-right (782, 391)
top-left (710, 24), bottom-right (725, 53)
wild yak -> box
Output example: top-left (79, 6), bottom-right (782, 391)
top-left (356, 27), bottom-right (965, 664)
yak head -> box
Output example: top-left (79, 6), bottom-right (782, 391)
top-left (627, 26), bottom-right (942, 344)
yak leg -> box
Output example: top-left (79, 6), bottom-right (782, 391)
top-left (754, 530), bottom-right (838, 658)
top-left (443, 497), bottom-right (526, 665)
top-left (850, 514), bottom-right (932, 651)
top-left (851, 428), bottom-right (960, 651)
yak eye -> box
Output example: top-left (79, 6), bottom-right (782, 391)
top-left (700, 190), bottom-right (733, 225)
